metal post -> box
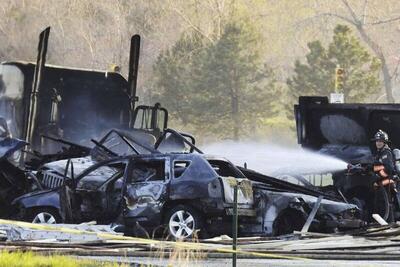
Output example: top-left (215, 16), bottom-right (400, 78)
top-left (232, 182), bottom-right (238, 267)
top-left (301, 195), bottom-right (323, 234)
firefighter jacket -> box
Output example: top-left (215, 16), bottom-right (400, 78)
top-left (373, 145), bottom-right (395, 180)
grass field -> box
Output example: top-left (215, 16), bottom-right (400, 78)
top-left (0, 251), bottom-right (126, 267)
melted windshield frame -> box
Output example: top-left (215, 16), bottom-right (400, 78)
top-left (90, 129), bottom-right (158, 160)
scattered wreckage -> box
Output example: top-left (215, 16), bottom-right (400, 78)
top-left (295, 96), bottom-right (400, 222)
top-left (0, 127), bottom-right (363, 240)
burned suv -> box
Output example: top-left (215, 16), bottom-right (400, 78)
top-left (12, 130), bottom-right (255, 239)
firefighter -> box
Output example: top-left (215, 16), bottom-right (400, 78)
top-left (371, 130), bottom-right (398, 221)
top-left (371, 130), bottom-right (395, 186)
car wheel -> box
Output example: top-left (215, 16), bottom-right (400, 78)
top-left (165, 205), bottom-right (203, 240)
top-left (273, 209), bottom-right (305, 236)
top-left (29, 208), bottom-right (60, 224)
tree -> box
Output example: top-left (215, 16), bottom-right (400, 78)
top-left (152, 32), bottom-right (206, 126)
top-left (309, 0), bottom-right (400, 103)
top-left (195, 20), bottom-right (279, 140)
top-left (153, 18), bottom-right (279, 140)
top-left (287, 24), bottom-right (381, 115)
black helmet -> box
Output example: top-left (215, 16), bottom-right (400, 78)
top-left (372, 129), bottom-right (389, 143)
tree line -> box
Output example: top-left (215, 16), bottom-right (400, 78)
top-left (0, 0), bottom-right (399, 141)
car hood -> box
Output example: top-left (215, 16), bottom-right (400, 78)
top-left (40, 156), bottom-right (96, 177)
top-left (11, 187), bottom-right (60, 204)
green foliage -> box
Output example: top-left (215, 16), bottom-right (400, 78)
top-left (287, 24), bottom-right (382, 118)
top-left (153, 17), bottom-right (280, 140)
top-left (153, 32), bottom-right (206, 126)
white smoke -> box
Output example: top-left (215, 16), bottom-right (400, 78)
top-left (0, 65), bottom-right (24, 99)
top-left (203, 141), bottom-right (348, 176)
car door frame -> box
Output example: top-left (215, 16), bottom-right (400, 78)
top-left (122, 155), bottom-right (171, 227)
top-left (60, 157), bottom-right (128, 223)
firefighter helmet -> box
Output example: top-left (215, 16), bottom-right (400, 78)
top-left (372, 129), bottom-right (389, 143)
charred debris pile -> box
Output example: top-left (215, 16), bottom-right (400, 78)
top-left (0, 219), bottom-right (399, 261)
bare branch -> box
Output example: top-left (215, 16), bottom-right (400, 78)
top-left (318, 12), bottom-right (356, 25)
top-left (341, 0), bottom-right (360, 23)
top-left (0, 5), bottom-right (8, 37)
top-left (375, 93), bottom-right (387, 103)
top-left (78, 21), bottom-right (95, 67)
top-left (390, 58), bottom-right (400, 79)
top-left (169, 5), bottom-right (214, 43)
top-left (367, 15), bottom-right (400, 25)
top-left (362, 0), bottom-right (368, 24)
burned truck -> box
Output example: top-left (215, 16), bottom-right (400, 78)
top-left (0, 27), bottom-right (167, 159)
top-left (295, 96), bottom-right (400, 221)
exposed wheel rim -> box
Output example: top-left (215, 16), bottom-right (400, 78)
top-left (169, 210), bottom-right (195, 239)
top-left (32, 212), bottom-right (57, 224)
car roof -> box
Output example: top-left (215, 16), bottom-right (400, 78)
top-left (127, 152), bottom-right (231, 162)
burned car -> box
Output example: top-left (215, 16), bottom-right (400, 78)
top-left (11, 128), bottom-right (363, 239)
top-left (0, 137), bottom-right (28, 216)
top-left (11, 129), bottom-right (255, 237)
top-left (12, 153), bottom-right (257, 239)
top-left (240, 168), bottom-right (362, 235)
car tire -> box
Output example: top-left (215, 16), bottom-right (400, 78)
top-left (273, 209), bottom-right (305, 236)
top-left (28, 208), bottom-right (61, 224)
top-left (164, 205), bottom-right (204, 240)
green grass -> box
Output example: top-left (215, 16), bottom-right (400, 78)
top-left (0, 251), bottom-right (125, 267)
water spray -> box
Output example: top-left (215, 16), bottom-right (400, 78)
top-left (204, 141), bottom-right (348, 176)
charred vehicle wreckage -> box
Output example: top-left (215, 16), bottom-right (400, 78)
top-left (1, 128), bottom-right (363, 239)
top-left (0, 28), bottom-right (363, 239)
